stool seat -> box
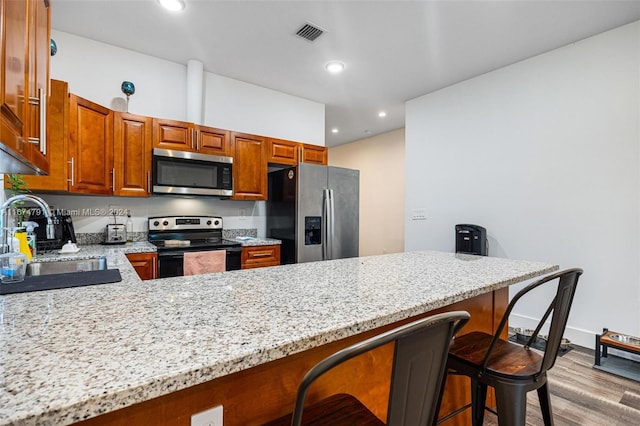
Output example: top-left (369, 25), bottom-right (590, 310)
top-left (449, 331), bottom-right (543, 379)
top-left (263, 393), bottom-right (384, 426)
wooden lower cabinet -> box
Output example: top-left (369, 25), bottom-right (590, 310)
top-left (73, 289), bottom-right (505, 426)
top-left (241, 245), bottom-right (281, 269)
top-left (126, 252), bottom-right (157, 280)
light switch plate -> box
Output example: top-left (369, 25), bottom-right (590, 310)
top-left (191, 405), bottom-right (223, 426)
top-left (411, 208), bottom-right (427, 221)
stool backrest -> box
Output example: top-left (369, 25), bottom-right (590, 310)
top-left (482, 268), bottom-right (583, 377)
top-left (291, 310), bottom-right (470, 426)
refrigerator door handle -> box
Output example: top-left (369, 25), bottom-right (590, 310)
top-left (328, 188), bottom-right (335, 260)
top-left (322, 189), bottom-right (329, 260)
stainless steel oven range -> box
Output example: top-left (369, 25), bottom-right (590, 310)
top-left (148, 216), bottom-right (241, 278)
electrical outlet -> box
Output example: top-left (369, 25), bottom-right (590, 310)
top-left (410, 208), bottom-right (427, 221)
top-left (191, 405), bottom-right (223, 426)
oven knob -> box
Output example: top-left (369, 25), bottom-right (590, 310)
top-left (153, 220), bottom-right (160, 227)
top-left (163, 220), bottom-right (169, 226)
top-left (207, 220), bottom-right (212, 226)
top-left (214, 220), bottom-right (220, 226)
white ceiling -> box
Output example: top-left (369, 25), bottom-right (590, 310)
top-left (51, 0), bottom-right (640, 147)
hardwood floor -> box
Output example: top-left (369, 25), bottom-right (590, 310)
top-left (480, 346), bottom-right (640, 425)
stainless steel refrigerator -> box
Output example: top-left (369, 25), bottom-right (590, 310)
top-left (267, 163), bottom-right (359, 264)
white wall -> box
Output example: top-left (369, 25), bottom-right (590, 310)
top-left (329, 129), bottom-right (405, 256)
top-left (43, 30), bottom-right (325, 235)
top-left (405, 21), bottom-right (640, 348)
top-left (50, 30), bottom-right (324, 144)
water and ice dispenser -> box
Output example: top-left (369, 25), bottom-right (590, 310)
top-left (455, 224), bottom-right (488, 256)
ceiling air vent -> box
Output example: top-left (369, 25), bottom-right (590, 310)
top-left (295, 23), bottom-right (324, 42)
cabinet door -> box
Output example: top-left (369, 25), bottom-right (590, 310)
top-left (268, 138), bottom-right (299, 165)
top-left (241, 245), bottom-right (281, 269)
top-left (126, 252), bottom-right (158, 280)
top-left (0, 0), bottom-right (30, 160)
top-left (196, 125), bottom-right (231, 156)
top-left (152, 118), bottom-right (194, 151)
top-left (231, 132), bottom-right (267, 201)
top-left (68, 94), bottom-right (114, 194)
top-left (26, 0), bottom-right (50, 174)
top-left (14, 79), bottom-right (68, 191)
top-left (301, 144), bottom-right (328, 165)
top-left (114, 112), bottom-right (152, 197)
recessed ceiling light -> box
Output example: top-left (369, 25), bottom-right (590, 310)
top-left (378, 111), bottom-right (387, 118)
top-left (325, 61), bottom-right (345, 74)
top-left (158, 0), bottom-right (185, 12)
top-left (331, 128), bottom-right (339, 134)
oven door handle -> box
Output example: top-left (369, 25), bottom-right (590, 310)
top-left (157, 252), bottom-right (186, 258)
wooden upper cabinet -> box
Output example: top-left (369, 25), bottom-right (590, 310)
top-left (231, 132), bottom-right (267, 201)
top-left (0, 0), bottom-right (51, 173)
top-left (0, 0), bottom-right (30, 161)
top-left (68, 94), bottom-right (114, 195)
top-left (14, 79), bottom-right (69, 191)
top-left (26, 0), bottom-right (50, 174)
top-left (152, 119), bottom-right (231, 156)
top-left (268, 138), bottom-right (299, 165)
top-left (196, 125), bottom-right (232, 156)
top-left (301, 143), bottom-right (328, 165)
top-left (152, 118), bottom-right (192, 151)
top-left (114, 112), bottom-right (152, 197)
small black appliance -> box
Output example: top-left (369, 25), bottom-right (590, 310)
top-left (29, 211), bottom-right (77, 252)
top-left (455, 224), bottom-right (487, 256)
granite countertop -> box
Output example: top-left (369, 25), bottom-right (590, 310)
top-left (232, 237), bottom-right (282, 246)
top-left (0, 250), bottom-right (557, 425)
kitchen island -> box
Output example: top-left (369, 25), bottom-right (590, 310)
top-left (0, 249), bottom-right (557, 425)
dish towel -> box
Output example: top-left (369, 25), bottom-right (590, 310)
top-left (183, 250), bottom-right (226, 276)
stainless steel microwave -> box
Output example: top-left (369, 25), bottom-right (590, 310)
top-left (152, 148), bottom-right (233, 197)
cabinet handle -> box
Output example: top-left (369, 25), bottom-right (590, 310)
top-left (68, 157), bottom-right (75, 186)
top-left (251, 252), bottom-right (272, 258)
top-left (112, 168), bottom-right (116, 191)
top-left (190, 128), bottom-right (195, 149)
top-left (40, 88), bottom-right (46, 155)
top-left (196, 131), bottom-right (200, 150)
top-left (147, 171), bottom-right (151, 192)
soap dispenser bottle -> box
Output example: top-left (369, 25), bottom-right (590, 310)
top-left (125, 214), bottom-right (133, 242)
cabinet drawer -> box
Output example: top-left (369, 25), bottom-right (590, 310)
top-left (241, 245), bottom-right (281, 269)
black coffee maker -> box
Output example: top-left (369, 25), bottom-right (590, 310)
top-left (29, 210), bottom-right (77, 251)
top-left (455, 224), bottom-right (488, 256)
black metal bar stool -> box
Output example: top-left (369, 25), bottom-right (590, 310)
top-left (263, 310), bottom-right (470, 426)
top-left (441, 268), bottom-right (583, 426)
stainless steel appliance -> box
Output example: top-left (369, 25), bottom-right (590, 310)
top-left (152, 148), bottom-right (233, 197)
top-left (148, 216), bottom-right (241, 278)
top-left (105, 223), bottom-right (126, 244)
top-left (267, 163), bottom-right (359, 264)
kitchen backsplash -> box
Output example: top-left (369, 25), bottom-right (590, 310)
top-left (9, 193), bottom-right (268, 238)
top-left (74, 228), bottom-right (258, 245)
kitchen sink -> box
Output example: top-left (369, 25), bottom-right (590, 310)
top-left (0, 257), bottom-right (121, 295)
top-left (26, 257), bottom-right (108, 276)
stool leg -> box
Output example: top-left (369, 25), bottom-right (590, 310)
top-left (537, 383), bottom-right (555, 426)
top-left (495, 386), bottom-right (527, 426)
top-left (471, 379), bottom-right (487, 426)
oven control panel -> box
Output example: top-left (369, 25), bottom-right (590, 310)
top-left (148, 216), bottom-right (223, 231)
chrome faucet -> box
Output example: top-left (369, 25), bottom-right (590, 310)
top-left (0, 194), bottom-right (54, 254)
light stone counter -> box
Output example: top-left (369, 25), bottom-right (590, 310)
top-left (0, 250), bottom-right (557, 425)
